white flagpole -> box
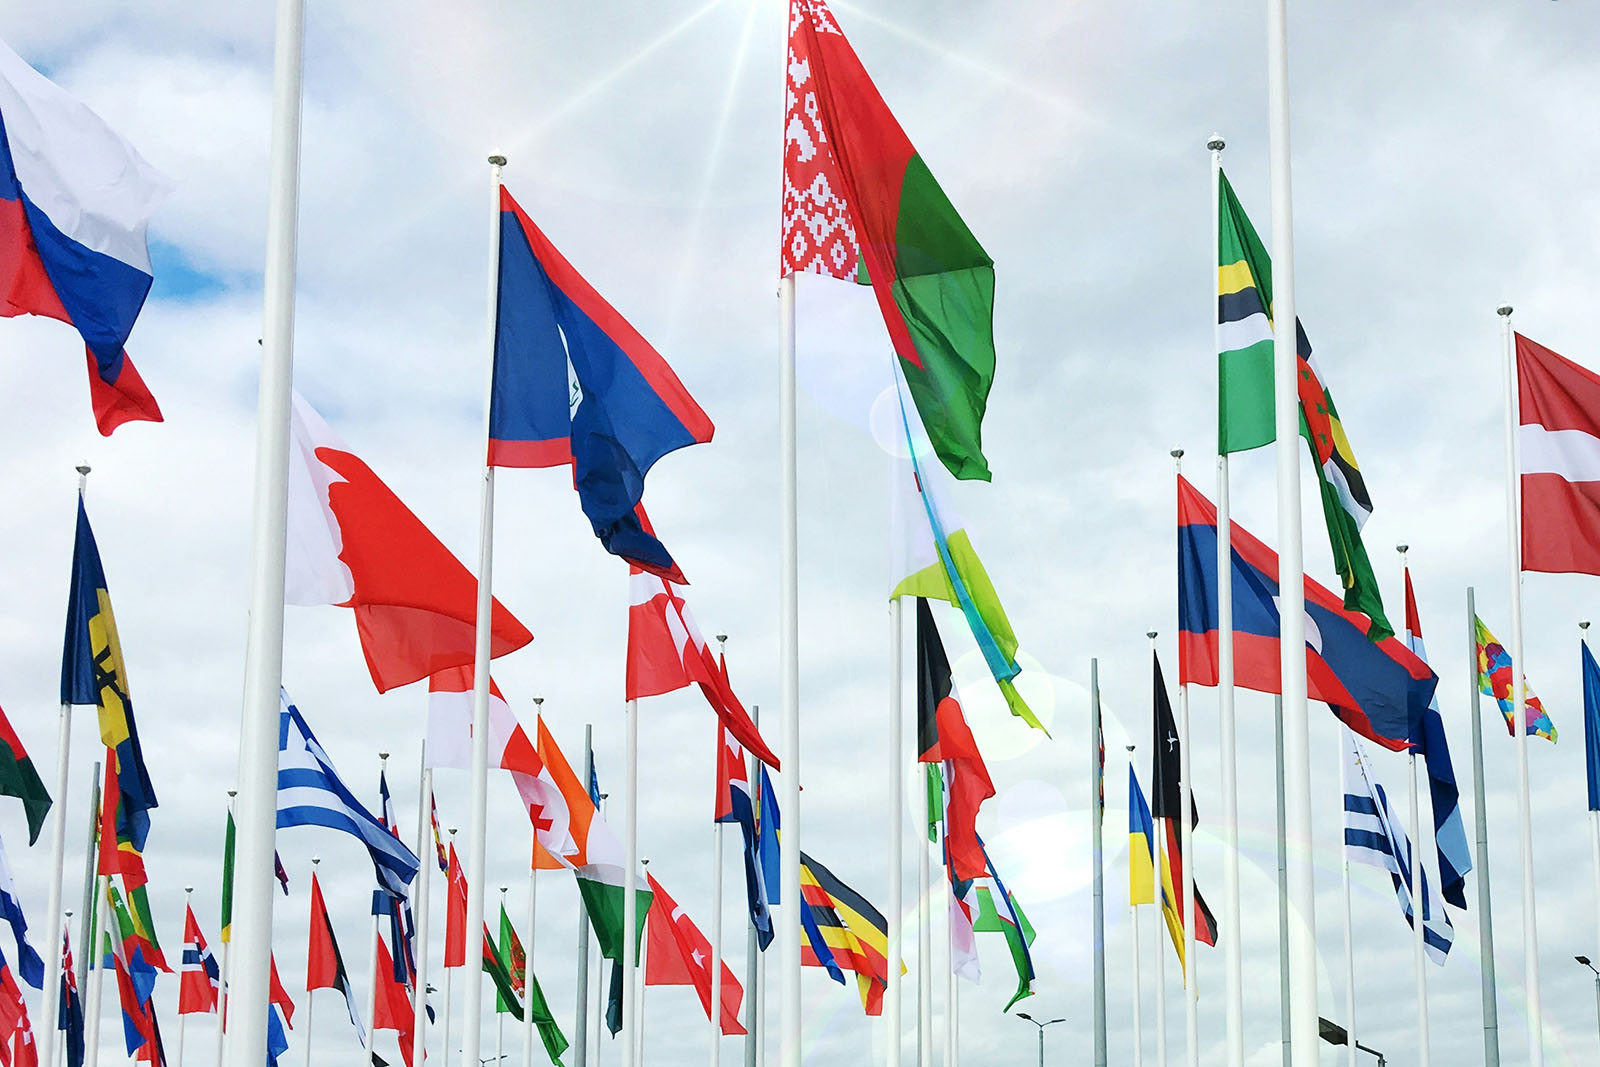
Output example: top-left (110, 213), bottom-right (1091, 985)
top-left (1465, 587), bottom-right (1500, 1067)
top-left (1498, 303), bottom-right (1544, 1065)
top-left (524, 701), bottom-right (544, 1067)
top-left (444, 828), bottom-right (457, 1065)
top-left (497, 888), bottom-right (506, 1067)
top-left (1091, 658), bottom-right (1108, 1067)
top-left (415, 746), bottom-right (434, 1067)
top-left (40, 463), bottom-right (89, 1067)
top-left (1264, 3), bottom-right (1318, 1061)
top-left (1273, 695), bottom-right (1289, 1067)
top-left (576, 726), bottom-right (594, 1067)
top-left (76, 761), bottom-right (101, 992)
top-left (83, 879), bottom-right (107, 1067)
top-left (711, 642), bottom-right (727, 1067)
top-left (1338, 739), bottom-right (1356, 1067)
top-left (1398, 546), bottom-right (1431, 1067)
top-left (1148, 631), bottom-right (1168, 1067)
top-left (1585, 624), bottom-right (1600, 980)
top-left (889, 592), bottom-right (905, 1067)
top-left (777, 267), bottom-right (803, 1067)
top-left (623, 700), bottom-right (640, 1067)
top-left (463, 152), bottom-right (507, 1067)
top-left (230, 0), bottom-right (303, 1058)
top-left (1128, 744), bottom-right (1144, 1067)
top-left (306, 857), bottom-right (321, 1067)
top-left (367, 757), bottom-right (389, 1067)
top-left (944, 872), bottom-right (956, 1067)
top-left (748, 708), bottom-right (763, 1067)
top-left (1171, 450), bottom-right (1198, 1067)
top-left (177, 887), bottom-right (192, 1067)
top-left (917, 806), bottom-right (932, 1066)
top-left (635, 860), bottom-right (650, 1067)
top-left (218, 790), bottom-right (237, 1067)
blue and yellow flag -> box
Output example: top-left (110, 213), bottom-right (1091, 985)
top-left (1128, 765), bottom-right (1155, 907)
top-left (61, 498), bottom-right (156, 841)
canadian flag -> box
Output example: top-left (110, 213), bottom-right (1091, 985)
top-left (286, 393), bottom-right (533, 692)
top-left (643, 873), bottom-right (745, 1035)
top-left (1518, 334), bottom-right (1600, 575)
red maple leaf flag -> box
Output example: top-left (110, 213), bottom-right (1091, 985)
top-left (285, 392), bottom-right (533, 692)
top-left (643, 874), bottom-right (745, 1036)
top-left (1517, 333), bottom-right (1600, 575)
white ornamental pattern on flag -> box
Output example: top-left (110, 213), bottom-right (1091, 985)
top-left (780, 0), bottom-right (856, 280)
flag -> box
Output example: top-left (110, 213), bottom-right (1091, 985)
top-left (57, 928), bottom-right (82, 1067)
top-left (480, 918), bottom-right (569, 1067)
top-left (1516, 333), bottom-right (1600, 574)
top-left (429, 793), bottom-right (447, 874)
top-left (105, 884), bottom-right (166, 973)
top-left (496, 902), bottom-right (525, 1012)
top-left (626, 567), bottom-right (779, 767)
top-left (1177, 474), bottom-right (1434, 749)
top-left (1342, 729), bottom-right (1453, 963)
top-left (1474, 616), bottom-right (1556, 742)
top-left (106, 923), bottom-right (159, 1061)
top-left (1401, 566), bottom-right (1471, 909)
top-left (643, 874), bottom-right (745, 1035)
top-left (914, 599), bottom-right (994, 882)
top-left (177, 905), bottom-right (218, 1014)
top-left (1213, 169), bottom-right (1390, 639)
top-left (1151, 651), bottom-right (1217, 969)
top-left (971, 845), bottom-right (1035, 1011)
top-left (62, 498), bottom-right (156, 851)
top-left (265, 1001), bottom-right (288, 1067)
top-left (306, 873), bottom-right (364, 1045)
top-left (219, 811), bottom-right (234, 943)
top-left (757, 769), bottom-right (781, 908)
top-left (0, 940), bottom-right (37, 1067)
top-left (1585, 641), bottom-right (1600, 811)
top-left (285, 392), bottom-right (533, 692)
top-left (96, 751), bottom-right (146, 890)
top-left (798, 853), bottom-right (891, 1015)
top-left (370, 936), bottom-right (413, 1067)
top-left (0, 831), bottom-right (41, 989)
top-left (891, 455), bottom-right (1040, 731)
top-left (276, 691), bottom-right (420, 898)
top-left (716, 727), bottom-right (772, 951)
top-left (782, 0), bottom-right (997, 482)
top-left (377, 772), bottom-right (417, 987)
top-left (0, 37), bottom-right (168, 434)
top-left (489, 188), bottom-right (713, 577)
top-left (531, 720), bottom-right (651, 960)
top-left (947, 881), bottom-right (980, 983)
top-left (1128, 766), bottom-right (1156, 907)
top-left (443, 845), bottom-right (466, 969)
top-left (480, 924), bottom-right (522, 1022)
top-left (0, 708), bottom-right (48, 846)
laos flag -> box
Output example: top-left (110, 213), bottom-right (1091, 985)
top-left (489, 187), bottom-right (713, 579)
top-left (0, 38), bottom-right (170, 435)
top-left (1177, 475), bottom-right (1435, 750)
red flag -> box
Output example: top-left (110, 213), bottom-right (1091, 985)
top-left (95, 753), bottom-right (146, 888)
top-left (286, 393), bottom-right (534, 692)
top-left (914, 599), bottom-right (994, 882)
top-left (0, 950), bottom-right (36, 1067)
top-left (626, 568), bottom-right (778, 768)
top-left (269, 955), bottom-right (294, 1028)
top-left (444, 844), bottom-right (467, 969)
top-left (372, 938), bottom-right (415, 1067)
top-left (1517, 333), bottom-right (1600, 574)
top-left (643, 874), bottom-right (745, 1036)
top-left (178, 905), bottom-right (219, 1015)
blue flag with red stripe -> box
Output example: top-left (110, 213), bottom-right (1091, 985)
top-left (488, 188), bottom-right (713, 578)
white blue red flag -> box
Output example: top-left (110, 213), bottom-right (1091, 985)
top-left (716, 725), bottom-right (771, 949)
top-left (0, 828), bottom-right (41, 989)
top-left (177, 904), bottom-right (218, 1015)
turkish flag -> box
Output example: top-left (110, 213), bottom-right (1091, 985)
top-left (643, 874), bottom-right (745, 1036)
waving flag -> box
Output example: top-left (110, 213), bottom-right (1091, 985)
top-left (0, 38), bottom-right (169, 434)
top-left (306, 872), bottom-right (364, 1046)
top-left (480, 924), bottom-right (522, 1022)
top-left (429, 793), bottom-right (448, 874)
top-left (1128, 766), bottom-right (1156, 907)
top-left (276, 691), bottom-right (420, 898)
top-left (782, 0), bottom-right (997, 482)
top-left (798, 853), bottom-right (891, 1015)
top-left (285, 393), bottom-right (532, 692)
top-left (496, 902), bottom-right (525, 1010)
top-left (0, 941), bottom-right (37, 1067)
top-left (0, 707), bottom-right (48, 846)
top-left (177, 905), bottom-right (218, 1015)
top-left (716, 726), bottom-right (772, 950)
top-left (1516, 333), bottom-right (1600, 574)
top-left (915, 599), bottom-right (994, 882)
top-left (58, 928), bottom-right (83, 1067)
top-left (0, 831), bottom-right (41, 990)
top-left (443, 845), bottom-right (466, 969)
top-left (1342, 729), bottom-right (1453, 963)
top-left (489, 187), bottom-right (713, 577)
top-left (370, 935), bottom-right (414, 1067)
top-left (644, 874), bottom-right (745, 1036)
top-left (1178, 475), bottom-right (1433, 749)
top-left (1585, 641), bottom-right (1600, 811)
top-left (378, 772), bottom-right (417, 988)
top-left (757, 769), bottom-right (781, 908)
top-left (105, 884), bottom-right (166, 974)
top-left (972, 845), bottom-right (1036, 1011)
top-left (1151, 652), bottom-right (1217, 969)
top-left (1474, 617), bottom-right (1556, 742)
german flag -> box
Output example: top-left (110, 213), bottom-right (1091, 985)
top-left (799, 853), bottom-right (891, 1015)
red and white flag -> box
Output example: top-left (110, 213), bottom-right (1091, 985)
top-left (643, 873), bottom-right (745, 1036)
top-left (1518, 333), bottom-right (1600, 574)
top-left (178, 904), bottom-right (219, 1014)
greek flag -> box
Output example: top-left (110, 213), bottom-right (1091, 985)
top-left (277, 690), bottom-right (418, 899)
top-left (1341, 729), bottom-right (1452, 964)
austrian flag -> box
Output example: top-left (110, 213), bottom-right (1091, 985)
top-left (1517, 333), bottom-right (1600, 575)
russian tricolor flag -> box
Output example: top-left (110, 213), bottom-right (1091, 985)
top-left (0, 38), bottom-right (169, 435)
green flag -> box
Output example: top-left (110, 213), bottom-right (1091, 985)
top-left (481, 926), bottom-right (523, 1022)
top-left (496, 903), bottom-right (525, 1014)
top-left (219, 810), bottom-right (234, 943)
top-left (973, 884), bottom-right (1036, 1011)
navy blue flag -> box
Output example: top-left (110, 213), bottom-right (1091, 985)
top-left (1402, 569), bottom-right (1471, 910)
top-left (716, 730), bottom-right (772, 950)
top-left (757, 768), bottom-right (781, 908)
top-left (1584, 641), bottom-right (1600, 812)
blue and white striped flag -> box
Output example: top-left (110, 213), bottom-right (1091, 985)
top-left (1342, 728), bottom-right (1452, 964)
top-left (277, 690), bottom-right (419, 899)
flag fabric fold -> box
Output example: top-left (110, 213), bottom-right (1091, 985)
top-left (971, 845), bottom-right (1035, 1011)
top-left (1474, 616), bottom-right (1557, 742)
top-left (1585, 641), bottom-right (1600, 812)
top-left (0, 832), bottom-right (41, 990)
top-left (643, 874), bottom-right (745, 1036)
top-left (57, 928), bottom-right (82, 1067)
top-left (1128, 766), bottom-right (1156, 907)
top-left (715, 727), bottom-right (772, 950)
top-left (0, 941), bottom-right (36, 1067)
top-left (1516, 333), bottom-right (1600, 575)
top-left (306, 872), bottom-right (365, 1045)
top-left (1150, 652), bottom-right (1217, 971)
top-left (797, 853), bottom-right (891, 1016)
top-left (914, 599), bottom-right (994, 883)
top-left (0, 708), bottom-right (48, 846)
top-left (177, 905), bottom-right (218, 1014)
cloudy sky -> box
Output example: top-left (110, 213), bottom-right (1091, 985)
top-left (2, 1), bottom-right (1600, 1065)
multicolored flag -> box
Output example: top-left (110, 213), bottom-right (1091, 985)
top-left (1151, 652), bottom-right (1217, 971)
top-left (798, 853), bottom-right (892, 1015)
top-left (0, 919), bottom-right (38, 1066)
top-left (1516, 333), bottom-right (1600, 575)
top-left (480, 924), bottom-right (522, 1022)
top-left (716, 726), bottom-right (771, 950)
top-left (914, 599), bottom-right (994, 882)
top-left (1128, 766), bottom-right (1156, 907)
top-left (971, 844), bottom-right (1035, 1010)
top-left (105, 884), bottom-right (166, 974)
top-left (1214, 169), bottom-right (1390, 639)
top-left (1585, 640), bottom-right (1600, 811)
top-left (782, 0), bottom-right (998, 482)
top-left (496, 901), bottom-right (525, 1011)
top-left (644, 874), bottom-right (745, 1035)
top-left (429, 793), bottom-right (448, 874)
top-left (0, 37), bottom-right (168, 434)
top-left (305, 872), bottom-right (364, 1045)
top-left (757, 769), bottom-right (781, 909)
top-left (177, 904), bottom-right (218, 1015)
top-left (0, 830), bottom-right (41, 990)
top-left (0, 707), bottom-right (48, 845)
top-left (58, 928), bottom-right (83, 1067)
top-left (1474, 616), bottom-right (1556, 741)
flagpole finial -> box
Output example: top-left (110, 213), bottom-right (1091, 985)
top-left (64, 909), bottom-right (72, 919)
top-left (312, 856), bottom-right (320, 866)
top-left (1207, 133), bottom-right (1225, 152)
top-left (1125, 744), bottom-right (1135, 753)
top-left (75, 461), bottom-right (90, 476)
top-left (1146, 630), bottom-right (1158, 641)
top-left (500, 885), bottom-right (508, 895)
top-left (1170, 449), bottom-right (1184, 459)
top-left (1581, 620), bottom-right (1590, 633)
top-left (1497, 304), bottom-right (1513, 317)
top-left (488, 154), bottom-right (507, 167)
top-left (448, 827), bottom-right (457, 838)
top-left (185, 885), bottom-right (194, 895)
top-left (379, 751), bottom-right (390, 764)
top-left (1396, 543), bottom-right (1409, 556)
top-left (227, 789), bottom-right (237, 799)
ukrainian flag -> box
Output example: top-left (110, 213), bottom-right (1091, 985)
top-left (1128, 765), bottom-right (1155, 906)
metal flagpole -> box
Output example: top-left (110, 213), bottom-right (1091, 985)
top-left (1264, 3), bottom-right (1318, 1061)
top-left (1398, 546), bottom-right (1431, 1067)
top-left (77, 760), bottom-right (101, 990)
top-left (1338, 737), bottom-right (1357, 1067)
top-left (945, 877), bottom-right (955, 1067)
top-left (1148, 631), bottom-right (1168, 1067)
top-left (1129, 743), bottom-right (1144, 1067)
top-left (1465, 587), bottom-right (1500, 1067)
top-left (40, 462), bottom-right (89, 1067)
top-left (889, 592), bottom-right (905, 1067)
top-left (463, 152), bottom-right (507, 1067)
top-left (1092, 658), bottom-right (1108, 1067)
top-left (444, 828), bottom-right (458, 1065)
top-left (307, 858), bottom-right (320, 1067)
top-left (498, 886), bottom-right (509, 1067)
top-left (777, 266), bottom-right (803, 1067)
top-left (1273, 695), bottom-right (1289, 1067)
top-left (415, 746), bottom-right (434, 1067)
top-left (84, 878), bottom-right (108, 1067)
top-left (623, 699), bottom-right (640, 1067)
top-left (635, 860), bottom-right (650, 1066)
top-left (229, 0), bottom-right (304, 1058)
top-left (1172, 450), bottom-right (1198, 1067)
top-left (177, 886), bottom-right (193, 1067)
top-left (576, 726), bottom-right (594, 1067)
top-left (525, 701), bottom-right (544, 1067)
top-left (218, 789), bottom-right (237, 1067)
top-left (367, 753), bottom-right (390, 1067)
top-left (1586, 624), bottom-right (1600, 999)
top-left (744, 707), bottom-right (760, 1067)
top-left (711, 642), bottom-right (727, 1067)
top-left (1498, 304), bottom-right (1544, 1065)
top-left (918, 798), bottom-right (932, 1066)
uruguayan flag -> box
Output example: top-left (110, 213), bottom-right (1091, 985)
top-left (1342, 729), bottom-right (1452, 964)
top-left (277, 690), bottom-right (418, 899)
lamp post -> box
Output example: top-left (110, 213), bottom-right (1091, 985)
top-left (1576, 956), bottom-right (1600, 1049)
top-left (1016, 1013), bottom-right (1065, 1066)
top-left (1318, 1017), bottom-right (1386, 1065)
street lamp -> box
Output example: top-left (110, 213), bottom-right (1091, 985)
top-left (1015, 1013), bottom-right (1066, 1066)
top-left (1318, 1017), bottom-right (1386, 1065)
top-left (1575, 956), bottom-right (1600, 1046)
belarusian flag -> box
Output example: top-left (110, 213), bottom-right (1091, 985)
top-left (782, 0), bottom-right (997, 483)
top-left (496, 902), bottom-right (525, 1012)
top-left (0, 706), bottom-right (50, 845)
top-left (481, 923), bottom-right (522, 1021)
top-left (1215, 169), bottom-right (1391, 640)
top-left (533, 719), bottom-right (650, 960)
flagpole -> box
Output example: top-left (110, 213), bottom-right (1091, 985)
top-left (1091, 657), bottom-right (1107, 1067)
top-left (230, 0), bottom-right (305, 1057)
top-left (1586, 623), bottom-right (1600, 983)
top-left (635, 859), bottom-right (650, 1067)
top-left (1171, 450), bottom-right (1198, 1067)
top-left (83, 877), bottom-right (107, 1067)
top-left (917, 791), bottom-right (932, 1067)
top-left (1498, 303), bottom-right (1544, 1065)
top-left (1338, 737), bottom-right (1356, 1067)
top-left (1464, 587), bottom-right (1500, 1067)
top-left (524, 701), bottom-right (544, 1067)
top-left (40, 462), bottom-right (89, 1067)
top-left (889, 590), bottom-right (905, 1067)
top-left (744, 708), bottom-right (759, 1067)
top-left (366, 753), bottom-right (389, 1067)
top-left (77, 759), bottom-right (101, 990)
top-left (306, 857), bottom-right (320, 1067)
top-left (415, 745), bottom-right (434, 1067)
top-left (1398, 546), bottom-right (1431, 1066)
top-left (1264, 2), bottom-right (1318, 1061)
top-left (777, 266), bottom-right (803, 1067)
top-left (218, 789), bottom-right (237, 1067)
top-left (1129, 745), bottom-right (1144, 1067)
top-left (498, 885), bottom-right (511, 1067)
top-left (444, 828), bottom-right (458, 1066)
top-left (1148, 631), bottom-right (1168, 1067)
top-left (623, 698), bottom-right (640, 1067)
top-left (1272, 694), bottom-right (1289, 1067)
top-left (711, 641), bottom-right (727, 1067)
top-left (944, 865), bottom-right (955, 1067)
top-left (176, 886), bottom-right (193, 1067)
top-left (576, 725), bottom-right (594, 1067)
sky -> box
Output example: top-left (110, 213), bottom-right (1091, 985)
top-left (1, 1), bottom-right (1599, 1065)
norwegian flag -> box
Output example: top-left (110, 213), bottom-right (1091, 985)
top-left (177, 905), bottom-right (219, 1015)
top-left (625, 569), bottom-right (778, 768)
top-left (643, 874), bottom-right (745, 1035)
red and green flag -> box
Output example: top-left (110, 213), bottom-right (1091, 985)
top-left (782, 0), bottom-right (997, 482)
top-left (0, 705), bottom-right (50, 844)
